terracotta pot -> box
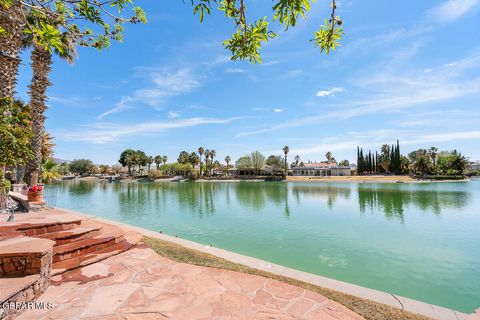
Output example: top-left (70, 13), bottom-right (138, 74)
top-left (27, 191), bottom-right (43, 202)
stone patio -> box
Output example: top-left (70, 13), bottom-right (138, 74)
top-left (17, 244), bottom-right (365, 320)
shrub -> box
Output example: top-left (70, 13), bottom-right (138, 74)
top-left (4, 180), bottom-right (11, 192)
top-left (424, 175), bottom-right (465, 180)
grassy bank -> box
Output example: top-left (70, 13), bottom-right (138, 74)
top-left (143, 236), bottom-right (431, 320)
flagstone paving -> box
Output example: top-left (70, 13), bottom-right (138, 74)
top-left (18, 243), bottom-right (365, 320)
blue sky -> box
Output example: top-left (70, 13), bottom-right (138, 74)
top-left (16, 0), bottom-right (480, 165)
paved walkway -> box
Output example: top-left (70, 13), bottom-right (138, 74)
top-left (18, 244), bottom-right (364, 320)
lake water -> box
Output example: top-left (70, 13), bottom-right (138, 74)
top-left (47, 180), bottom-right (480, 313)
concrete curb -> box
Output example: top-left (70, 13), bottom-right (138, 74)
top-left (53, 207), bottom-right (469, 320)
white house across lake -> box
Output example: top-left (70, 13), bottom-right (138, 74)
top-left (291, 162), bottom-right (351, 176)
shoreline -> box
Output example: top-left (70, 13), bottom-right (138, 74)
top-left (50, 206), bottom-right (470, 320)
top-left (72, 175), bottom-right (470, 184)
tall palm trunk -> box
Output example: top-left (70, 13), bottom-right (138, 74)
top-left (27, 45), bottom-right (52, 186)
top-left (0, 1), bottom-right (23, 100)
top-left (0, 1), bottom-right (24, 208)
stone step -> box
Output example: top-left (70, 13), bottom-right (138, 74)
top-left (51, 239), bottom-right (136, 275)
top-left (52, 234), bottom-right (125, 263)
top-left (34, 227), bottom-right (103, 246)
top-left (10, 220), bottom-right (82, 237)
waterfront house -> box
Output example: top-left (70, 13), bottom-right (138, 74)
top-left (291, 162), bottom-right (351, 176)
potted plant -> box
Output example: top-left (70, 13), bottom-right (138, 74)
top-left (27, 185), bottom-right (44, 202)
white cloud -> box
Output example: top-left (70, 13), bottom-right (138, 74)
top-left (238, 50), bottom-right (480, 137)
top-left (431, 0), bottom-right (479, 22)
top-left (168, 111), bottom-right (180, 119)
top-left (58, 117), bottom-right (244, 144)
top-left (226, 68), bottom-right (246, 73)
top-left (280, 69), bottom-right (304, 79)
top-left (423, 68), bottom-right (433, 73)
top-left (273, 108), bottom-right (284, 113)
top-left (98, 68), bottom-right (200, 119)
top-left (289, 130), bottom-right (480, 156)
top-left (316, 87), bottom-right (344, 97)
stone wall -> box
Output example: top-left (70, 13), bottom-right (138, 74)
top-left (0, 250), bottom-right (51, 277)
top-left (0, 249), bottom-right (53, 320)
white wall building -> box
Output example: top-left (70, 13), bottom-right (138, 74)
top-left (291, 162), bottom-right (351, 176)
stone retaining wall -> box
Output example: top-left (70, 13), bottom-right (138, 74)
top-left (0, 250), bottom-right (53, 320)
top-left (0, 250), bottom-right (52, 277)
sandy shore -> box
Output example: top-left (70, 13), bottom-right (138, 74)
top-left (287, 175), bottom-right (418, 183)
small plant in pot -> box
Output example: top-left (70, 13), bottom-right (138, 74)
top-left (27, 185), bottom-right (44, 202)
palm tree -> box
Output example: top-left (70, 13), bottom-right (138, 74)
top-left (429, 147), bottom-right (438, 171)
top-left (25, 19), bottom-right (76, 186)
top-left (283, 146), bottom-right (289, 174)
top-left (162, 155), bottom-right (168, 165)
top-left (40, 159), bottom-right (61, 183)
top-left (325, 151), bottom-right (333, 163)
top-left (204, 149), bottom-right (211, 176)
top-left (147, 156), bottom-right (154, 172)
top-left (413, 152), bottom-right (431, 178)
top-left (189, 152), bottom-right (200, 171)
top-left (0, 1), bottom-right (24, 104)
top-left (210, 149), bottom-right (216, 175)
top-left (294, 155), bottom-right (301, 167)
top-left (450, 150), bottom-right (469, 175)
top-left (154, 155), bottom-right (162, 170)
top-left (225, 156), bottom-right (231, 175)
top-left (198, 147), bottom-right (205, 176)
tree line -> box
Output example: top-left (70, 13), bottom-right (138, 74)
top-left (357, 141), bottom-right (470, 177)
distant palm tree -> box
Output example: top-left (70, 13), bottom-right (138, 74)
top-left (154, 155), bottom-right (162, 170)
top-left (189, 152), bottom-right (200, 170)
top-left (225, 156), bottom-right (231, 175)
top-left (198, 147), bottom-right (205, 176)
top-left (283, 146), bottom-right (289, 174)
top-left (429, 147), bottom-right (438, 170)
top-left (204, 149), bottom-right (211, 176)
top-left (325, 151), bottom-right (333, 163)
top-left (147, 156), bottom-right (154, 172)
top-left (162, 155), bottom-right (168, 165)
top-left (294, 155), bottom-right (300, 167)
top-left (210, 150), bottom-right (216, 175)
top-left (450, 150), bottom-right (469, 175)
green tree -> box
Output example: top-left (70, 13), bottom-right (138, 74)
top-left (178, 151), bottom-right (190, 164)
top-left (339, 159), bottom-right (349, 166)
top-left (146, 156), bottom-right (154, 172)
top-left (154, 155), bottom-right (162, 170)
top-left (119, 149), bottom-right (136, 175)
top-left (192, 0), bottom-right (343, 63)
top-left (0, 100), bottom-right (32, 208)
top-left (189, 152), bottom-right (200, 171)
top-left (198, 147), bottom-right (205, 176)
top-left (69, 159), bottom-right (94, 176)
top-left (162, 155), bottom-right (168, 165)
top-left (325, 151), bottom-right (333, 163)
top-left (40, 158), bottom-right (60, 183)
top-left (251, 151), bottom-right (265, 175)
top-left (235, 155), bottom-right (253, 174)
top-left (0, 0), bottom-right (147, 136)
top-left (294, 155), bottom-right (301, 167)
top-left (225, 156), bottom-right (231, 171)
top-left (449, 150), bottom-right (469, 175)
top-left (412, 150), bottom-right (431, 177)
top-left (24, 13), bottom-right (77, 186)
top-left (282, 146), bottom-right (289, 174)
top-left (428, 147), bottom-right (438, 172)
top-left (379, 144), bottom-right (391, 173)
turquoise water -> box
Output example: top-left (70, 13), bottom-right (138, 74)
top-left (48, 180), bottom-right (480, 312)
